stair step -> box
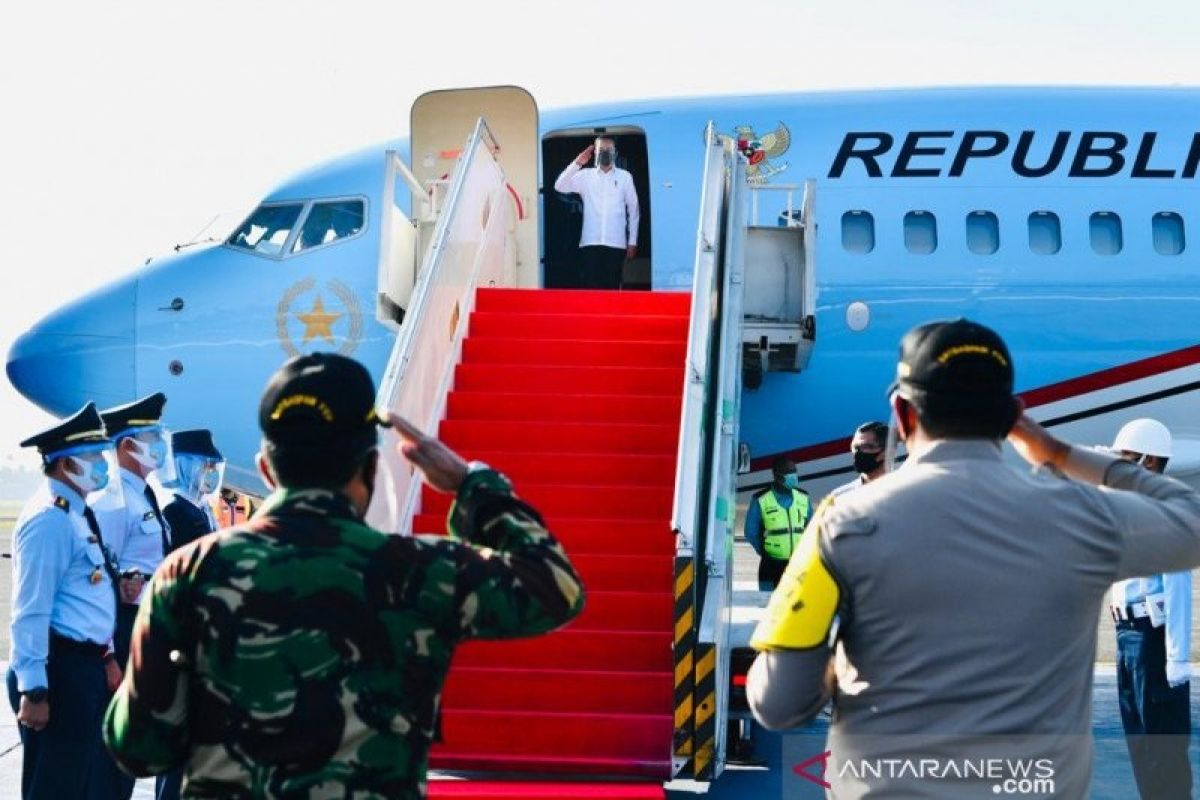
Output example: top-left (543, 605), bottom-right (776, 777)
top-left (435, 709), bottom-right (673, 762)
top-left (469, 312), bottom-right (687, 342)
top-left (442, 667), bottom-right (672, 714)
top-left (569, 554), bottom-right (674, 592)
top-left (453, 630), bottom-right (672, 672)
top-left (568, 591), bottom-right (673, 632)
top-left (429, 752), bottom-right (671, 780)
top-left (475, 286), bottom-right (690, 316)
top-left (440, 420), bottom-right (679, 455)
top-left (454, 364), bottom-right (681, 396)
top-left (413, 516), bottom-right (675, 556)
top-left (448, 392), bottom-right (682, 425)
top-left (427, 781), bottom-right (665, 799)
top-left (457, 453), bottom-right (678, 487)
top-left (422, 484), bottom-right (672, 520)
top-left (462, 338), bottom-right (686, 369)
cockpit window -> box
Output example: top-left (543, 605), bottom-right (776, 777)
top-left (227, 204), bottom-right (304, 255)
top-left (292, 200), bottom-right (365, 253)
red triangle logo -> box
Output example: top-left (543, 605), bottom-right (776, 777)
top-left (793, 749), bottom-right (832, 789)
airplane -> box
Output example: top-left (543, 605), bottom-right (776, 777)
top-left (7, 84), bottom-right (1197, 797)
top-left (9, 84), bottom-right (1200, 501)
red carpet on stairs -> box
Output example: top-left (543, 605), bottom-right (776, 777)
top-left (423, 287), bottom-right (688, 798)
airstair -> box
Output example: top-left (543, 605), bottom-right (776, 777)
top-left (370, 87), bottom-right (787, 797)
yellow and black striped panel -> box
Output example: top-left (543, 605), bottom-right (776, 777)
top-left (693, 641), bottom-right (718, 781)
top-left (672, 555), bottom-right (696, 778)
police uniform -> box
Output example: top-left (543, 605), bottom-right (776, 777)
top-left (746, 320), bottom-right (1200, 798)
top-left (7, 404), bottom-right (119, 800)
top-left (745, 485), bottom-right (812, 589)
top-left (102, 353), bottom-right (586, 798)
top-left (95, 392), bottom-right (170, 800)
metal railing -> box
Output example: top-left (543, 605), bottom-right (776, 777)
top-left (367, 118), bottom-right (511, 533)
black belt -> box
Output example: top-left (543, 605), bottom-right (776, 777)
top-left (49, 632), bottom-right (108, 659)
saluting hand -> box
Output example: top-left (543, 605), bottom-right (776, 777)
top-left (17, 697), bottom-right (49, 732)
top-left (391, 415), bottom-right (470, 494)
top-left (1007, 411), bottom-right (1069, 470)
top-left (575, 145), bottom-right (594, 166)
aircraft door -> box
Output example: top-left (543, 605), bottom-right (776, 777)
top-left (410, 86), bottom-right (539, 287)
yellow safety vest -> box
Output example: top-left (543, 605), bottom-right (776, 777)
top-left (756, 488), bottom-right (811, 561)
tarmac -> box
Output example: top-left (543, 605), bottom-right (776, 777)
top-left (0, 516), bottom-right (1194, 796)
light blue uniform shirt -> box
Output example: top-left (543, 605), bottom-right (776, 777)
top-left (97, 468), bottom-right (169, 590)
top-left (9, 478), bottom-right (116, 690)
top-left (1113, 572), bottom-right (1193, 666)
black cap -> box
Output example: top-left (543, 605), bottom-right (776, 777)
top-left (258, 353), bottom-right (387, 455)
top-left (100, 392), bottom-right (167, 438)
top-left (19, 402), bottom-right (112, 460)
top-left (890, 318), bottom-right (1014, 409)
top-left (172, 429), bottom-right (223, 461)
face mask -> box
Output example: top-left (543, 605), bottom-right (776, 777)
top-left (781, 473), bottom-right (800, 490)
top-left (853, 449), bottom-right (882, 475)
top-left (130, 436), bottom-right (168, 471)
top-left (199, 469), bottom-right (221, 495)
top-left (596, 149), bottom-right (615, 167)
top-left (69, 455), bottom-right (109, 493)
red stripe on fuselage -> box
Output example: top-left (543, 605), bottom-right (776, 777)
top-left (747, 343), bottom-right (1200, 471)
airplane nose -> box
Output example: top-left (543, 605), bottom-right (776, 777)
top-left (7, 279), bottom-right (136, 416)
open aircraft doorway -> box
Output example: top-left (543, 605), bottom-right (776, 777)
top-left (541, 127), bottom-right (652, 290)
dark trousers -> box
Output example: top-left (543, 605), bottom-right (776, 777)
top-left (1116, 619), bottom-right (1193, 799)
top-left (757, 556), bottom-right (788, 591)
top-left (90, 603), bottom-right (139, 800)
top-left (578, 245), bottom-right (625, 289)
top-left (7, 637), bottom-right (109, 800)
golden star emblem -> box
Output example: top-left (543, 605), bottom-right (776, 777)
top-left (295, 296), bottom-right (343, 344)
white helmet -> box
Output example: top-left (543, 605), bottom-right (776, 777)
top-left (1112, 418), bottom-right (1173, 458)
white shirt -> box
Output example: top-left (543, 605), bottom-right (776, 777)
top-left (101, 468), bottom-right (169, 585)
top-left (554, 162), bottom-right (640, 249)
top-left (1112, 571), bottom-right (1193, 672)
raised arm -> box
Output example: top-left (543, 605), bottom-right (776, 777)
top-left (1008, 414), bottom-right (1200, 579)
top-left (392, 415), bottom-right (584, 639)
top-left (554, 146), bottom-right (593, 193)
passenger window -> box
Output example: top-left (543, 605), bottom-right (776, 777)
top-left (1028, 211), bottom-right (1061, 255)
top-left (228, 204), bottom-right (304, 255)
top-left (1090, 212), bottom-right (1123, 255)
top-left (966, 211), bottom-right (999, 255)
top-left (292, 200), bottom-right (366, 253)
top-left (904, 211), bottom-right (937, 255)
top-left (1152, 212), bottom-right (1185, 256)
top-left (841, 211), bottom-right (875, 254)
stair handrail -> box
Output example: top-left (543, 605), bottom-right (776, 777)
top-left (368, 118), bottom-right (512, 534)
top-left (671, 124), bottom-right (727, 563)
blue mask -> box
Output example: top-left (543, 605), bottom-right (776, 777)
top-left (782, 474), bottom-right (800, 490)
top-left (199, 469), bottom-right (221, 495)
top-left (69, 455), bottom-right (110, 493)
top-left (148, 440), bottom-right (168, 469)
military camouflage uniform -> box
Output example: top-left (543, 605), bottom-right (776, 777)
top-left (103, 469), bottom-right (584, 798)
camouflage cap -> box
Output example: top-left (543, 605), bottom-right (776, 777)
top-left (259, 353), bottom-right (388, 454)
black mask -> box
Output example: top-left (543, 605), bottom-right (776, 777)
top-left (853, 449), bottom-right (881, 475)
top-left (597, 150), bottom-right (614, 167)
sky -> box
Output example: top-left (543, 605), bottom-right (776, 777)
top-left (2, 0), bottom-right (1199, 476)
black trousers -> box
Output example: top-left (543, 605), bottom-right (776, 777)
top-left (1115, 618), bottom-right (1193, 799)
top-left (578, 245), bottom-right (625, 289)
top-left (757, 556), bottom-right (788, 591)
top-left (7, 636), bottom-right (109, 800)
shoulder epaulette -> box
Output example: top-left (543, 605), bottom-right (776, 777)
top-left (53, 496), bottom-right (69, 513)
